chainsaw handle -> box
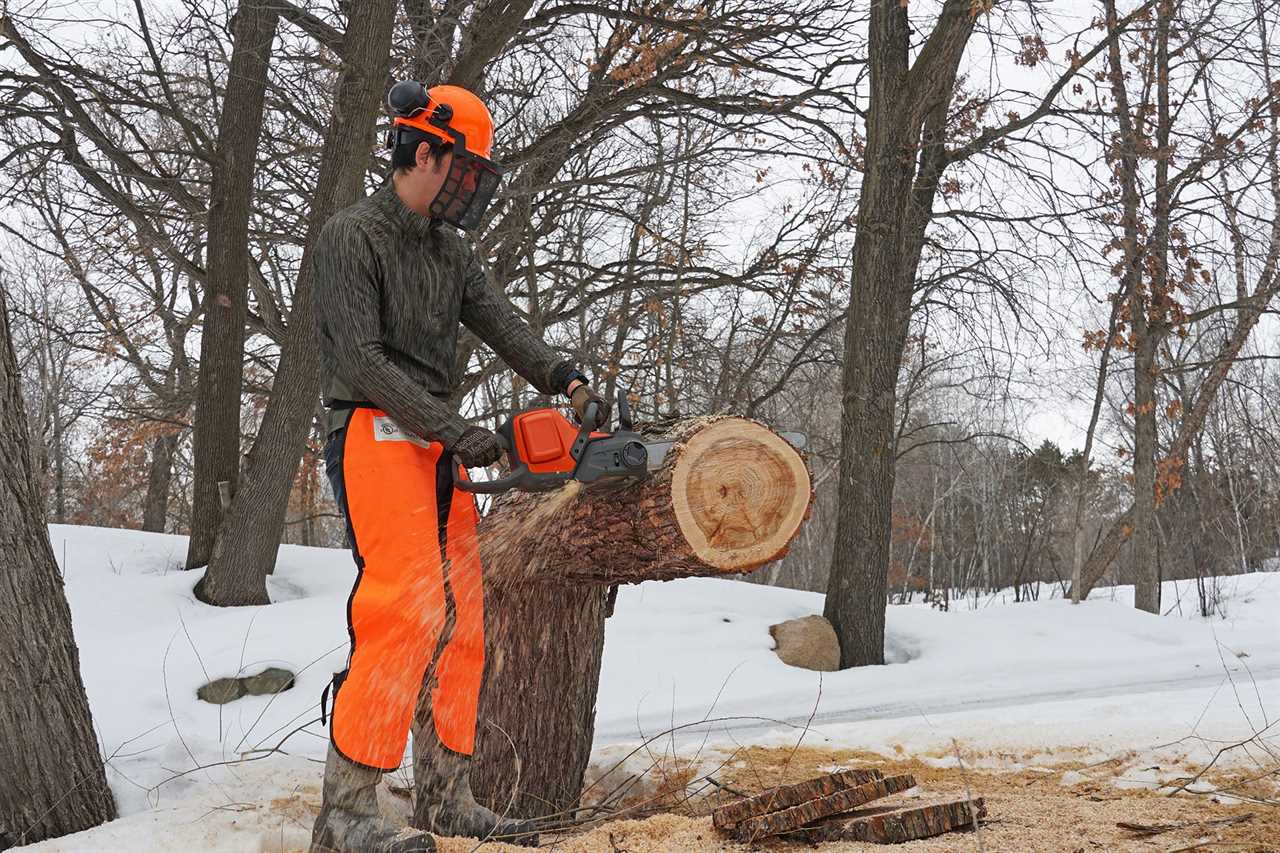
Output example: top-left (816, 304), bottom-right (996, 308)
top-left (581, 399), bottom-right (604, 431)
top-left (452, 431), bottom-right (511, 493)
top-left (454, 469), bottom-right (522, 494)
top-left (454, 463), bottom-right (572, 494)
top-left (453, 432), bottom-right (576, 494)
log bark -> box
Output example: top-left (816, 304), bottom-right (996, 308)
top-left (800, 797), bottom-right (986, 844)
top-left (712, 768), bottom-right (883, 831)
top-left (478, 416), bottom-right (814, 586)
top-left (0, 283), bottom-right (116, 846)
top-left (733, 774), bottom-right (916, 842)
top-left (469, 416), bottom-right (812, 819)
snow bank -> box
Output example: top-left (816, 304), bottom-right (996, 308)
top-left (598, 572), bottom-right (1280, 754)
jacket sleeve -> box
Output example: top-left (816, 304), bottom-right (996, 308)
top-left (458, 249), bottom-right (577, 396)
top-left (314, 216), bottom-right (471, 446)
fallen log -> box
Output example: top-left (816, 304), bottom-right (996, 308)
top-left (471, 416), bottom-right (814, 819)
top-left (712, 768), bottom-right (883, 831)
top-left (477, 416), bottom-right (814, 585)
top-left (799, 797), bottom-right (987, 844)
top-left (733, 774), bottom-right (917, 842)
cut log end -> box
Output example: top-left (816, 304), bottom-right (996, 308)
top-left (670, 419), bottom-right (811, 571)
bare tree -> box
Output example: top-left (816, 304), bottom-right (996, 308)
top-left (187, 0), bottom-right (281, 573)
top-left (1074, 0), bottom-right (1280, 599)
top-left (0, 279), bottom-right (115, 847)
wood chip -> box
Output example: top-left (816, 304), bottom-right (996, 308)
top-left (710, 767), bottom-right (882, 830)
top-left (733, 774), bottom-right (917, 842)
top-left (799, 797), bottom-right (987, 844)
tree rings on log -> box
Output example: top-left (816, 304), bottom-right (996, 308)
top-left (711, 768), bottom-right (882, 831)
top-left (668, 418), bottom-right (812, 570)
top-left (799, 797), bottom-right (987, 844)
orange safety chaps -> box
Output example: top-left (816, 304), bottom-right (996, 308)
top-left (323, 406), bottom-right (485, 771)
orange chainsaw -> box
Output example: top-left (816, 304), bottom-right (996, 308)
top-left (454, 390), bottom-right (650, 494)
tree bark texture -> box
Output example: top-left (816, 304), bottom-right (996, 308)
top-left (466, 416), bottom-right (813, 818)
top-left (469, 583), bottom-right (609, 819)
top-left (800, 798), bottom-right (986, 844)
top-left (197, 0), bottom-right (397, 606)
top-left (825, 0), bottom-right (976, 668)
top-left (0, 285), bottom-right (116, 848)
top-left (186, 0), bottom-right (280, 570)
top-left (712, 768), bottom-right (883, 832)
top-left (1131, 321), bottom-right (1160, 613)
top-left (733, 775), bottom-right (916, 842)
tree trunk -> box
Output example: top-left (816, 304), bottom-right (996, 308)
top-left (186, 0), bottom-right (279, 570)
top-left (142, 430), bottom-right (180, 533)
top-left (825, 227), bottom-right (911, 666)
top-left (1134, 0), bottom-right (1173, 615)
top-left (470, 583), bottom-right (608, 819)
top-left (1131, 326), bottom-right (1160, 613)
top-left (0, 284), bottom-right (116, 847)
top-left (461, 416), bottom-right (812, 817)
top-left (52, 407), bottom-right (65, 524)
top-left (478, 417), bottom-right (812, 586)
top-left (823, 0), bottom-right (976, 668)
top-left (1074, 299), bottom-right (1270, 598)
top-left (197, 0), bottom-right (397, 606)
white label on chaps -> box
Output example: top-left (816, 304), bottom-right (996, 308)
top-left (372, 416), bottom-right (431, 448)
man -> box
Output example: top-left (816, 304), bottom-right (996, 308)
top-left (310, 81), bottom-right (608, 853)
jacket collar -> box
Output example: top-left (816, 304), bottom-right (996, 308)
top-left (374, 179), bottom-right (440, 240)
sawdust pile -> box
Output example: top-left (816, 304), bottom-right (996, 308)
top-left (427, 744), bottom-right (1278, 852)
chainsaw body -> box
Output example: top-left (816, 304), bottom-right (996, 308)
top-left (454, 391), bottom-right (649, 494)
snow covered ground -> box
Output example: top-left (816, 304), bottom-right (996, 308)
top-left (17, 524), bottom-right (1280, 851)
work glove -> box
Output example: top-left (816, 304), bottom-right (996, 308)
top-left (452, 426), bottom-right (505, 468)
top-left (570, 384), bottom-right (611, 430)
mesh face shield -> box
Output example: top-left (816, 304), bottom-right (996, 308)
top-left (427, 152), bottom-right (503, 231)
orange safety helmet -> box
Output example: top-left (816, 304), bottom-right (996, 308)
top-left (385, 81), bottom-right (504, 230)
top-left (386, 82), bottom-right (495, 159)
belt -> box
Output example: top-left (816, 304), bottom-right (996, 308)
top-left (324, 399), bottom-right (378, 411)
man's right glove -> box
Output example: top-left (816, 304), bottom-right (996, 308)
top-left (452, 426), bottom-right (505, 468)
top-left (570, 384), bottom-right (611, 430)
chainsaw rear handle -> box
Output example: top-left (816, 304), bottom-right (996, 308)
top-left (452, 431), bottom-right (518, 494)
top-left (453, 462), bottom-right (571, 494)
top-left (453, 411), bottom-right (595, 495)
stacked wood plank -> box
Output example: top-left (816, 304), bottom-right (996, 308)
top-left (801, 798), bottom-right (988, 844)
top-left (711, 768), bottom-right (985, 845)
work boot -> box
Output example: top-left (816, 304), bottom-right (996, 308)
top-left (310, 744), bottom-right (437, 853)
top-left (411, 726), bottom-right (539, 846)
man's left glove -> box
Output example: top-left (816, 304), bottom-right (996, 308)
top-left (570, 383), bottom-right (611, 430)
top-left (452, 426), bottom-right (505, 467)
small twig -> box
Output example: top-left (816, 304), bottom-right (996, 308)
top-left (950, 738), bottom-right (986, 852)
top-left (1118, 813), bottom-right (1254, 837)
top-left (704, 776), bottom-right (749, 799)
